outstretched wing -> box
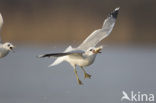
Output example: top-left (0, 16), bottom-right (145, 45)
top-left (38, 50), bottom-right (84, 58)
top-left (38, 52), bottom-right (72, 58)
top-left (78, 7), bottom-right (119, 50)
top-left (47, 46), bottom-right (73, 67)
top-left (0, 13), bottom-right (3, 42)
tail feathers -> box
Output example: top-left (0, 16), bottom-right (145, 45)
top-left (48, 57), bottom-right (64, 67)
top-left (48, 45), bottom-right (73, 67)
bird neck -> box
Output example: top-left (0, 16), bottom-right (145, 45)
top-left (86, 54), bottom-right (96, 63)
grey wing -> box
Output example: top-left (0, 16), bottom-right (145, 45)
top-left (38, 50), bottom-right (84, 58)
top-left (78, 7), bottom-right (119, 50)
top-left (0, 13), bottom-right (3, 42)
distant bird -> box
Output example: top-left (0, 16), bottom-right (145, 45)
top-left (38, 7), bottom-right (120, 85)
top-left (0, 13), bottom-right (14, 58)
top-left (121, 91), bottom-right (131, 101)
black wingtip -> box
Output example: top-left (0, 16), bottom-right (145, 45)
top-left (37, 54), bottom-right (45, 58)
top-left (110, 7), bottom-right (120, 19)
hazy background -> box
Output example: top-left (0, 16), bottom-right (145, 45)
top-left (0, 0), bottom-right (156, 44)
top-left (0, 0), bottom-right (156, 103)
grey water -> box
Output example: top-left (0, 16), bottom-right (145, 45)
top-left (0, 45), bottom-right (156, 103)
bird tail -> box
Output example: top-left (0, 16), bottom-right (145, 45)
top-left (48, 45), bottom-right (73, 67)
top-left (48, 56), bottom-right (64, 67)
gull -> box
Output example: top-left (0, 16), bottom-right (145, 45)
top-left (38, 7), bottom-right (120, 85)
top-left (0, 13), bottom-right (15, 58)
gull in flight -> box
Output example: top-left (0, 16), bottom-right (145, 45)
top-left (38, 7), bottom-right (120, 85)
top-left (0, 13), bottom-right (15, 58)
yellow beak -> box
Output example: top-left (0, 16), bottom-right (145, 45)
top-left (93, 48), bottom-right (102, 54)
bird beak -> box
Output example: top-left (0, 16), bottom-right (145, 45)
top-left (10, 46), bottom-right (15, 53)
top-left (93, 47), bottom-right (102, 54)
top-left (93, 46), bottom-right (103, 54)
top-left (95, 48), bottom-right (102, 53)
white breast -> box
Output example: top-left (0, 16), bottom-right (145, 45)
top-left (65, 54), bottom-right (96, 67)
top-left (0, 48), bottom-right (9, 58)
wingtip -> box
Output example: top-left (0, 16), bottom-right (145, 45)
top-left (115, 7), bottom-right (120, 11)
top-left (48, 64), bottom-right (54, 68)
top-left (0, 13), bottom-right (2, 18)
top-left (48, 65), bottom-right (51, 68)
top-left (0, 13), bottom-right (3, 23)
top-left (110, 7), bottom-right (120, 19)
top-left (37, 54), bottom-right (44, 58)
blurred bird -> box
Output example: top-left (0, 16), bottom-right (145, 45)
top-left (0, 13), bottom-right (15, 58)
top-left (38, 7), bottom-right (120, 85)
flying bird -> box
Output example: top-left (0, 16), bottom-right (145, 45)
top-left (0, 13), bottom-right (15, 58)
top-left (38, 7), bottom-right (120, 85)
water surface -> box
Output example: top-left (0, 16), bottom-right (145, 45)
top-left (0, 45), bottom-right (156, 103)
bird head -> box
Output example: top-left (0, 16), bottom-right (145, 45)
top-left (86, 46), bottom-right (103, 55)
top-left (3, 42), bottom-right (15, 52)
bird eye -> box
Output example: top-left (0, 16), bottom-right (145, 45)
top-left (90, 49), bottom-right (93, 51)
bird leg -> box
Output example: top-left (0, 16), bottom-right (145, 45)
top-left (81, 67), bottom-right (91, 79)
top-left (74, 67), bottom-right (83, 85)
